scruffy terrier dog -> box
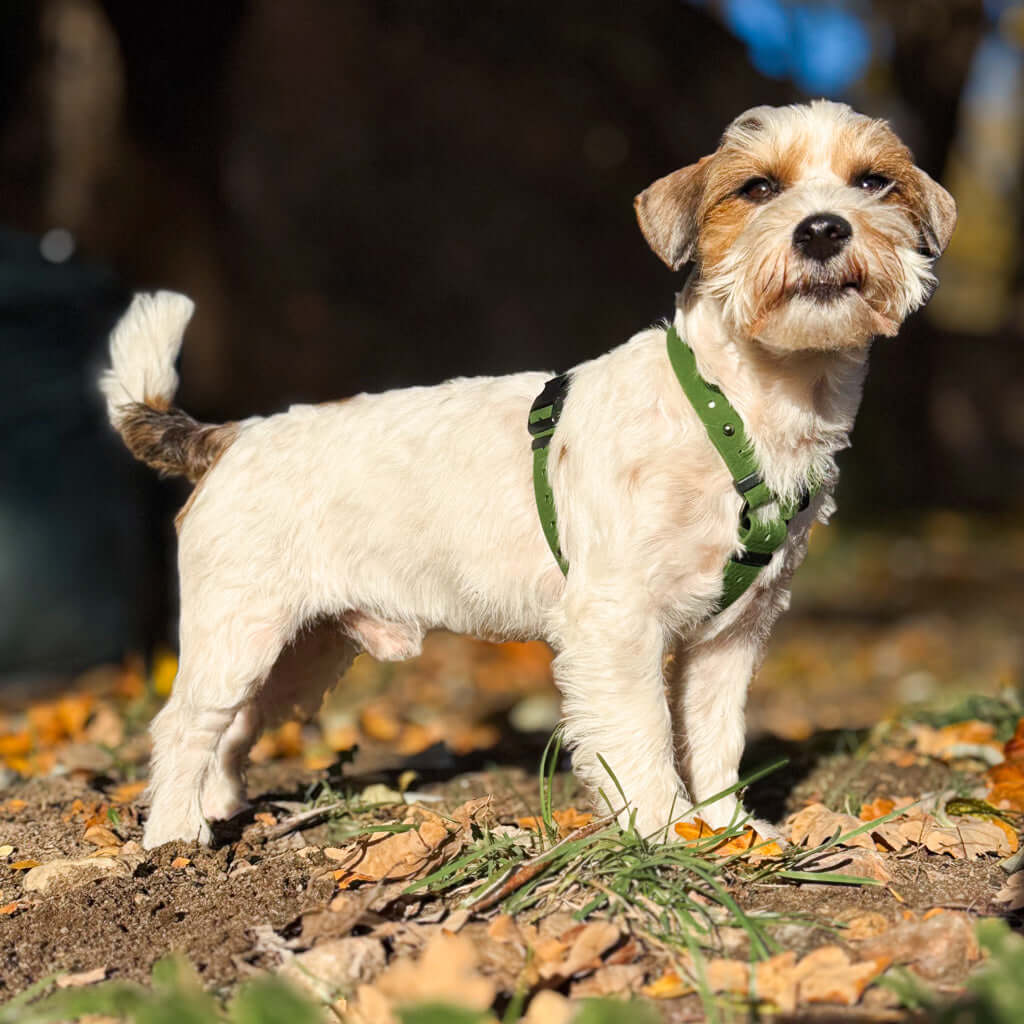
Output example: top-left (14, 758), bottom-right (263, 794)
top-left (102, 101), bottom-right (955, 849)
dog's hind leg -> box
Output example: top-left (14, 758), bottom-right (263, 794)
top-left (143, 605), bottom-right (295, 849)
top-left (552, 592), bottom-right (688, 840)
top-left (200, 619), bottom-right (359, 823)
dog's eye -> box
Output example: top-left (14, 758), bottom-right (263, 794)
top-left (739, 177), bottom-right (778, 203)
top-left (856, 173), bottom-right (890, 194)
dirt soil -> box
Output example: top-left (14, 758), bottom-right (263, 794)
top-left (2, 518), bottom-right (1024, 1020)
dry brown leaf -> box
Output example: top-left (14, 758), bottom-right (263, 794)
top-left (994, 873), bottom-right (1024, 911)
top-left (910, 721), bottom-right (1003, 762)
top-left (856, 911), bottom-right (980, 981)
top-left (538, 921), bottom-right (619, 980)
top-left (520, 990), bottom-right (574, 1024)
top-left (570, 963), bottom-right (645, 998)
top-left (349, 931), bottom-right (496, 1023)
top-left (896, 813), bottom-right (1013, 859)
top-left (793, 946), bottom-right (888, 1006)
top-left (843, 912), bottom-right (892, 940)
top-left (787, 804), bottom-right (874, 849)
top-left (333, 814), bottom-right (452, 883)
top-left (83, 825), bottom-right (121, 848)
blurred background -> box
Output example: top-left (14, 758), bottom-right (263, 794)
top-left (1, 1), bottom-right (1023, 751)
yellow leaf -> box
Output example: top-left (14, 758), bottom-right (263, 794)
top-left (11, 860), bottom-right (40, 870)
top-left (151, 649), bottom-right (178, 698)
top-left (642, 971), bottom-right (694, 999)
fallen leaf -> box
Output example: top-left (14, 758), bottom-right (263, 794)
top-left (360, 703), bottom-right (402, 743)
top-left (83, 825), bottom-right (121, 848)
top-left (349, 932), bottom-right (496, 1023)
top-left (787, 804), bottom-right (874, 849)
top-left (994, 873), bottom-right (1024, 911)
top-left (11, 860), bottom-right (40, 870)
top-left (794, 946), bottom-right (888, 1006)
top-left (151, 649), bottom-right (178, 697)
top-left (56, 967), bottom-right (108, 988)
top-left (170, 856), bottom-right (191, 869)
top-left (843, 912), bottom-right (892, 940)
top-left (910, 721), bottom-right (1003, 763)
top-left (0, 845), bottom-right (13, 858)
top-left (253, 812), bottom-right (276, 827)
top-left (674, 818), bottom-right (782, 859)
top-left (859, 798), bottom-right (895, 821)
top-left (5, 799), bottom-right (27, 812)
top-left (109, 781), bottom-right (147, 804)
top-left (897, 813), bottom-right (1013, 859)
top-left (856, 911), bottom-right (980, 982)
top-left (538, 921), bottom-right (619, 980)
top-left (642, 970), bottom-right (694, 999)
top-left (333, 813), bottom-right (453, 884)
top-left (518, 808), bottom-right (593, 836)
top-left (0, 902), bottom-right (21, 915)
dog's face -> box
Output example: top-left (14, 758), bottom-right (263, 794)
top-left (635, 101), bottom-right (957, 352)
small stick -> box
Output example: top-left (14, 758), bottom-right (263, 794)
top-left (263, 800), bottom-right (347, 840)
top-left (468, 813), bottom-right (616, 913)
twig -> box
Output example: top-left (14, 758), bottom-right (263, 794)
top-left (263, 800), bottom-right (347, 840)
top-left (468, 813), bottom-right (616, 912)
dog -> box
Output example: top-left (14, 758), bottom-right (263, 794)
top-left (100, 100), bottom-right (955, 849)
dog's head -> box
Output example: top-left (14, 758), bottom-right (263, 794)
top-left (635, 100), bottom-right (956, 352)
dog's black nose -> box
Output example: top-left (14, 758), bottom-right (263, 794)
top-left (792, 213), bottom-right (852, 262)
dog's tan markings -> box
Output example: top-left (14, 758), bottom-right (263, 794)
top-left (174, 444), bottom-right (231, 531)
top-left (118, 403), bottom-right (238, 484)
top-left (634, 155), bottom-right (713, 269)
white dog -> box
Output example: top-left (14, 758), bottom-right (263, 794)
top-left (101, 100), bottom-right (955, 849)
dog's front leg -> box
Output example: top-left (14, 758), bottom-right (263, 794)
top-left (670, 630), bottom-right (761, 831)
top-left (553, 594), bottom-right (687, 839)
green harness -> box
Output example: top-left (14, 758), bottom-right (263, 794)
top-left (527, 325), bottom-right (817, 612)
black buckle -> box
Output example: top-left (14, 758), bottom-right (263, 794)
top-left (528, 373), bottom-right (570, 447)
top-left (734, 472), bottom-right (763, 497)
top-left (731, 549), bottom-right (772, 568)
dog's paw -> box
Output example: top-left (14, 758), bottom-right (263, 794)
top-left (142, 809), bottom-right (213, 850)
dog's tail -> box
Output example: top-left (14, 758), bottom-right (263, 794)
top-left (100, 291), bottom-right (237, 483)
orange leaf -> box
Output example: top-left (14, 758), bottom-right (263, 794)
top-left (109, 781), bottom-right (147, 804)
top-left (5, 799), bottom-right (27, 813)
top-left (83, 825), bottom-right (121, 848)
top-left (517, 808), bottom-right (594, 837)
top-left (360, 704), bottom-right (402, 743)
top-left (253, 812), bottom-right (276, 827)
top-left (0, 902), bottom-right (21, 915)
top-left (11, 860), bottom-right (40, 870)
top-left (1003, 718), bottom-right (1024, 762)
top-left (674, 819), bottom-right (715, 842)
top-left (0, 733), bottom-right (32, 758)
top-left (170, 856), bottom-right (191, 869)
top-left (987, 781), bottom-right (1024, 812)
top-left (859, 798), bottom-right (895, 821)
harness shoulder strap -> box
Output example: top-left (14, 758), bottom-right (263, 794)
top-left (528, 374), bottom-right (570, 575)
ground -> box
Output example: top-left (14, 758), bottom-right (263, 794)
top-left (2, 515), bottom-right (1024, 1022)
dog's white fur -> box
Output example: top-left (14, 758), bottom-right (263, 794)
top-left (100, 101), bottom-right (955, 848)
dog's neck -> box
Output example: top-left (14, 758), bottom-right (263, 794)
top-left (674, 291), bottom-right (870, 501)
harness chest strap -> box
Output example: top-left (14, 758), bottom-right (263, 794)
top-left (527, 327), bottom-right (817, 612)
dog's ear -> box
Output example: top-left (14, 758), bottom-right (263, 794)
top-left (634, 155), bottom-right (712, 270)
top-left (910, 167), bottom-right (957, 258)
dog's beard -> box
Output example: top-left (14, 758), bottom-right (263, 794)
top-left (703, 199), bottom-right (936, 353)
